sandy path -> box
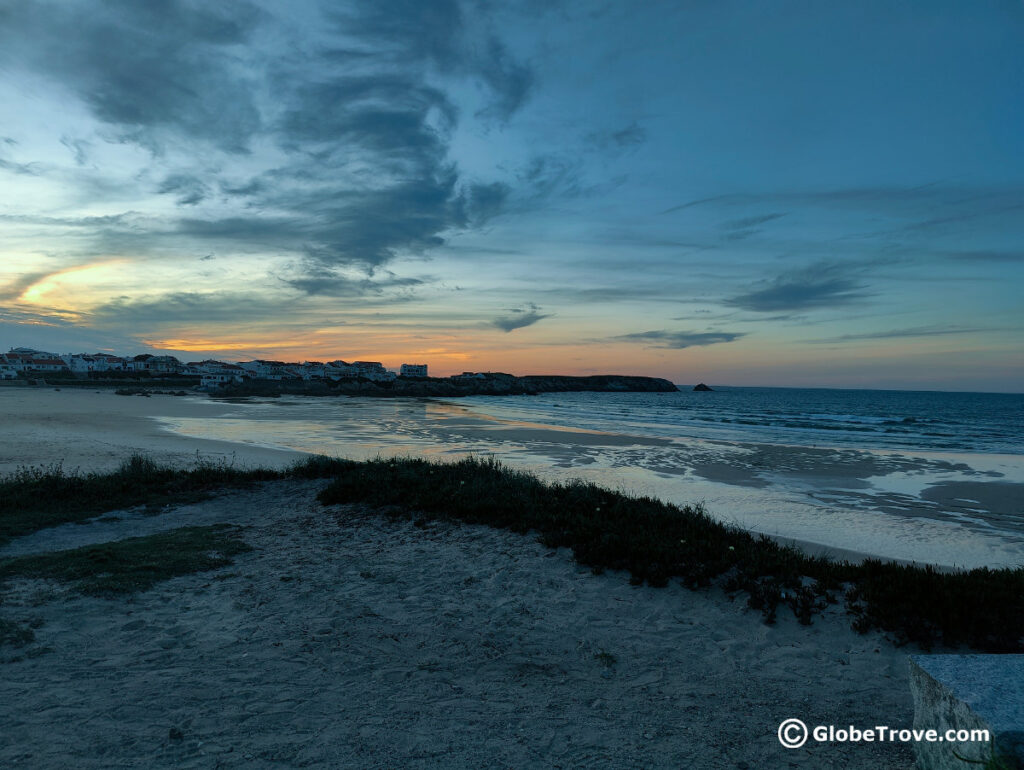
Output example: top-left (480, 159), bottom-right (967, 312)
top-left (0, 482), bottom-right (915, 769)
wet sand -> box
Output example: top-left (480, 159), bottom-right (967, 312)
top-left (3, 388), bottom-right (1023, 569)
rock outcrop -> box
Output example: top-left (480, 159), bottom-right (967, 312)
top-left (218, 373), bottom-right (679, 398)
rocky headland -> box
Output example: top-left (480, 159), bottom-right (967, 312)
top-left (216, 373), bottom-right (679, 398)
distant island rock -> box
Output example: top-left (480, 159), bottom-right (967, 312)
top-left (218, 373), bottom-right (679, 398)
top-left (692, 383), bottom-right (713, 392)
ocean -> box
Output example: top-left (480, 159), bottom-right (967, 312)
top-left (447, 387), bottom-right (1024, 455)
top-left (155, 386), bottom-right (1024, 570)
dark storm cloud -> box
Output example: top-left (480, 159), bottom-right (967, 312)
top-left (492, 304), bottom-right (551, 332)
top-left (0, 0), bottom-right (264, 153)
top-left (613, 330), bottom-right (745, 349)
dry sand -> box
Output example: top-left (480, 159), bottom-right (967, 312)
top-left (0, 480), bottom-right (917, 769)
top-left (0, 388), bottom-right (303, 474)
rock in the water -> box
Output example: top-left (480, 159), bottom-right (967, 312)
top-left (693, 383), bottom-right (713, 392)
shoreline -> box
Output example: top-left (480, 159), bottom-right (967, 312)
top-left (2, 388), bottom-right (1022, 570)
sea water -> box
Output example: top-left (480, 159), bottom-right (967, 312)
top-left (157, 387), bottom-right (1024, 569)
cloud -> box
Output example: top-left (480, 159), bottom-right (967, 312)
top-left (88, 292), bottom-right (300, 328)
top-left (728, 277), bottom-right (868, 312)
top-left (721, 213), bottom-right (786, 230)
top-left (334, 0), bottom-right (532, 122)
top-left (60, 136), bottom-right (92, 166)
top-left (726, 261), bottom-right (872, 312)
top-left (158, 174), bottom-right (210, 206)
top-left (0, 157), bottom-right (44, 176)
top-left (0, 270), bottom-right (58, 301)
top-left (473, 38), bottom-right (534, 121)
top-left (0, 0), bottom-right (534, 288)
top-left (333, 0), bottom-right (464, 70)
top-left (280, 266), bottom-right (423, 298)
top-left (610, 122), bottom-right (646, 147)
top-left (944, 250), bottom-right (1024, 263)
top-left (0, 0), bottom-right (264, 153)
top-left (492, 304), bottom-right (551, 332)
top-left (613, 330), bottom-right (745, 349)
top-left (466, 182), bottom-right (511, 225)
top-left (808, 325), bottom-right (994, 343)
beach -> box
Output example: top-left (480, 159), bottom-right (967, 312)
top-left (0, 388), bottom-right (304, 473)
top-left (0, 479), bottom-right (916, 769)
top-left (0, 386), bottom-right (1014, 767)
top-left (4, 388), bottom-right (1021, 569)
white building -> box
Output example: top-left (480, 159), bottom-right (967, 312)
top-left (23, 357), bottom-right (68, 372)
top-left (4, 349), bottom-right (66, 373)
top-left (200, 372), bottom-right (245, 388)
top-left (326, 360), bottom-right (359, 379)
top-left (61, 352), bottom-right (132, 373)
top-left (148, 355), bottom-right (181, 373)
top-left (399, 363), bottom-right (428, 378)
top-left (239, 360), bottom-right (294, 380)
top-left (351, 361), bottom-right (396, 382)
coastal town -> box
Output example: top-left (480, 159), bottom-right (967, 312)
top-left (0, 347), bottom-right (445, 389)
top-left (0, 346), bottom-right (678, 397)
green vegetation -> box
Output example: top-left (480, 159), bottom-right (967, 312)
top-left (0, 453), bottom-right (348, 546)
top-left (2, 452), bottom-right (1022, 651)
top-left (317, 456), bottom-right (1024, 653)
top-left (0, 525), bottom-right (251, 596)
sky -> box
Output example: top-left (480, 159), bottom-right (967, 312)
top-left (0, 0), bottom-right (1022, 391)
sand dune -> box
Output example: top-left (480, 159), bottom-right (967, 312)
top-left (0, 480), bottom-right (915, 769)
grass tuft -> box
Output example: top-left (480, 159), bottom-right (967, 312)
top-left (0, 453), bottom-right (353, 546)
top-left (0, 524), bottom-right (251, 596)
top-left (3, 452), bottom-right (1022, 651)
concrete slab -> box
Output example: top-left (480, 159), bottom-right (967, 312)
top-left (910, 655), bottom-right (1024, 770)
